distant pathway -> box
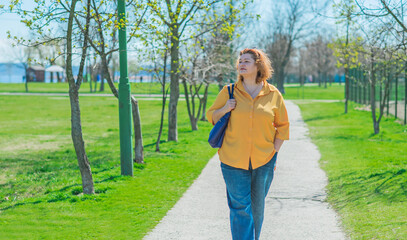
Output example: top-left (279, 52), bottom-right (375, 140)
top-left (143, 100), bottom-right (347, 240)
top-left (0, 92), bottom-right (185, 100)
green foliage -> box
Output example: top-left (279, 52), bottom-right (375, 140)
top-left (330, 0), bottom-right (365, 69)
top-left (332, 0), bottom-right (357, 24)
top-left (0, 95), bottom-right (217, 238)
top-left (297, 101), bottom-right (407, 239)
top-left (328, 36), bottom-right (364, 69)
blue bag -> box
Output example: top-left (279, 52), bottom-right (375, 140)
top-left (208, 84), bottom-right (234, 148)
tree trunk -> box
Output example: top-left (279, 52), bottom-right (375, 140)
top-left (156, 91), bottom-right (167, 152)
top-left (200, 82), bottom-right (210, 121)
top-left (182, 78), bottom-right (198, 131)
top-left (276, 69), bottom-right (285, 94)
top-left (57, 72), bottom-right (61, 83)
top-left (50, 72), bottom-right (54, 83)
top-left (89, 75), bottom-right (93, 92)
top-left (24, 67), bottom-right (29, 92)
top-left (69, 90), bottom-right (95, 194)
top-left (191, 118), bottom-right (198, 131)
top-left (100, 70), bottom-right (105, 92)
top-left (376, 65), bottom-right (392, 134)
top-left (101, 53), bottom-right (144, 164)
top-left (344, 67), bottom-right (349, 114)
top-left (94, 74), bottom-right (98, 92)
top-left (370, 58), bottom-right (380, 135)
top-left (168, 28), bottom-right (180, 141)
top-left (371, 74), bottom-right (379, 134)
top-left (318, 71), bottom-right (321, 87)
top-left (131, 97), bottom-right (144, 163)
top-left (156, 52), bottom-right (168, 152)
top-left (66, 0), bottom-right (94, 195)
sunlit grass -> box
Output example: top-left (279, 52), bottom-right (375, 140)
top-left (0, 95), bottom-right (217, 239)
top-left (296, 100), bottom-right (407, 239)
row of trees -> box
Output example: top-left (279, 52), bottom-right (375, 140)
top-left (330, 0), bottom-right (407, 134)
top-left (5, 0), bottom-right (403, 194)
top-left (1, 0), bottom-right (250, 194)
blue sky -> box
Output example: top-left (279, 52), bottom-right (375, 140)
top-left (0, 0), bottom-right (338, 63)
top-left (0, 1), bottom-right (37, 62)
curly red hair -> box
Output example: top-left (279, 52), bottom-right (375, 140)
top-left (236, 48), bottom-right (273, 84)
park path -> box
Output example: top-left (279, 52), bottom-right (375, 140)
top-left (143, 100), bottom-right (348, 240)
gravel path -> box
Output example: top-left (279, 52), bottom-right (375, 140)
top-left (144, 100), bottom-right (347, 240)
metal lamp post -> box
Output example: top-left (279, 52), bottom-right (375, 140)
top-left (118, 0), bottom-right (133, 176)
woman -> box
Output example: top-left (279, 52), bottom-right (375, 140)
top-left (206, 48), bottom-right (289, 240)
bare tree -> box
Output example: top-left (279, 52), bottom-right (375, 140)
top-left (262, 0), bottom-right (318, 94)
top-left (355, 0), bottom-right (407, 36)
top-left (147, 35), bottom-right (170, 152)
top-left (305, 35), bottom-right (336, 88)
top-left (11, 46), bottom-right (35, 92)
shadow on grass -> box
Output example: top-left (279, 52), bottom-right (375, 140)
top-left (0, 147), bottom-right (136, 213)
top-left (330, 168), bottom-right (407, 206)
top-left (0, 176), bottom-right (122, 212)
top-left (373, 169), bottom-right (407, 200)
top-left (144, 140), bottom-right (165, 148)
top-left (0, 200), bottom-right (43, 211)
top-left (303, 113), bottom-right (343, 122)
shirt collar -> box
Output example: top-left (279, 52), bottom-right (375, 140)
top-left (235, 79), bottom-right (276, 96)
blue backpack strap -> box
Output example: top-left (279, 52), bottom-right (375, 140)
top-left (227, 84), bottom-right (235, 99)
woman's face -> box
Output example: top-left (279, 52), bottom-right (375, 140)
top-left (238, 53), bottom-right (257, 77)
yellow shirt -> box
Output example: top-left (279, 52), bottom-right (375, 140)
top-left (207, 79), bottom-right (289, 170)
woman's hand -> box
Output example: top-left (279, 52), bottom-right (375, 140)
top-left (274, 138), bottom-right (284, 152)
top-left (224, 99), bottom-right (237, 112)
top-left (212, 99), bottom-right (236, 123)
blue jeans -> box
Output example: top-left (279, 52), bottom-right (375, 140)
top-left (221, 153), bottom-right (277, 240)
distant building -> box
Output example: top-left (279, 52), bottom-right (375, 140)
top-left (27, 66), bottom-right (45, 82)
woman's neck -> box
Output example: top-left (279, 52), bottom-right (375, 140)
top-left (243, 76), bottom-right (259, 86)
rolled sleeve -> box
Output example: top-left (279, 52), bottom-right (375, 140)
top-left (206, 86), bottom-right (229, 125)
top-left (274, 94), bottom-right (289, 140)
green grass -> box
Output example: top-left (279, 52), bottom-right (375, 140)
top-left (2, 81), bottom-right (405, 239)
top-left (375, 83), bottom-right (406, 101)
top-left (1, 82), bottom-right (346, 100)
top-left (284, 83), bottom-right (345, 100)
top-left (296, 100), bottom-right (407, 239)
top-left (0, 82), bottom-right (221, 97)
top-left (0, 95), bottom-right (217, 239)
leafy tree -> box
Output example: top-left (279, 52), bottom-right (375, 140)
top-left (331, 0), bottom-right (360, 113)
top-left (305, 35), bottom-right (336, 88)
top-left (8, 0), bottom-right (95, 194)
top-left (72, 0), bottom-right (148, 163)
top-left (145, 0), bottom-right (247, 141)
top-left (262, 0), bottom-right (319, 94)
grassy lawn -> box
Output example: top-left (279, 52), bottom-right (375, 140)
top-left (2, 82), bottom-right (405, 239)
top-left (0, 95), bottom-right (217, 239)
top-left (284, 83), bottom-right (345, 100)
top-left (0, 82), bottom-right (221, 97)
top-left (0, 82), bottom-right (345, 100)
top-left (295, 100), bottom-right (407, 239)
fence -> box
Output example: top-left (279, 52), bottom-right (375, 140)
top-left (349, 66), bottom-right (407, 125)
